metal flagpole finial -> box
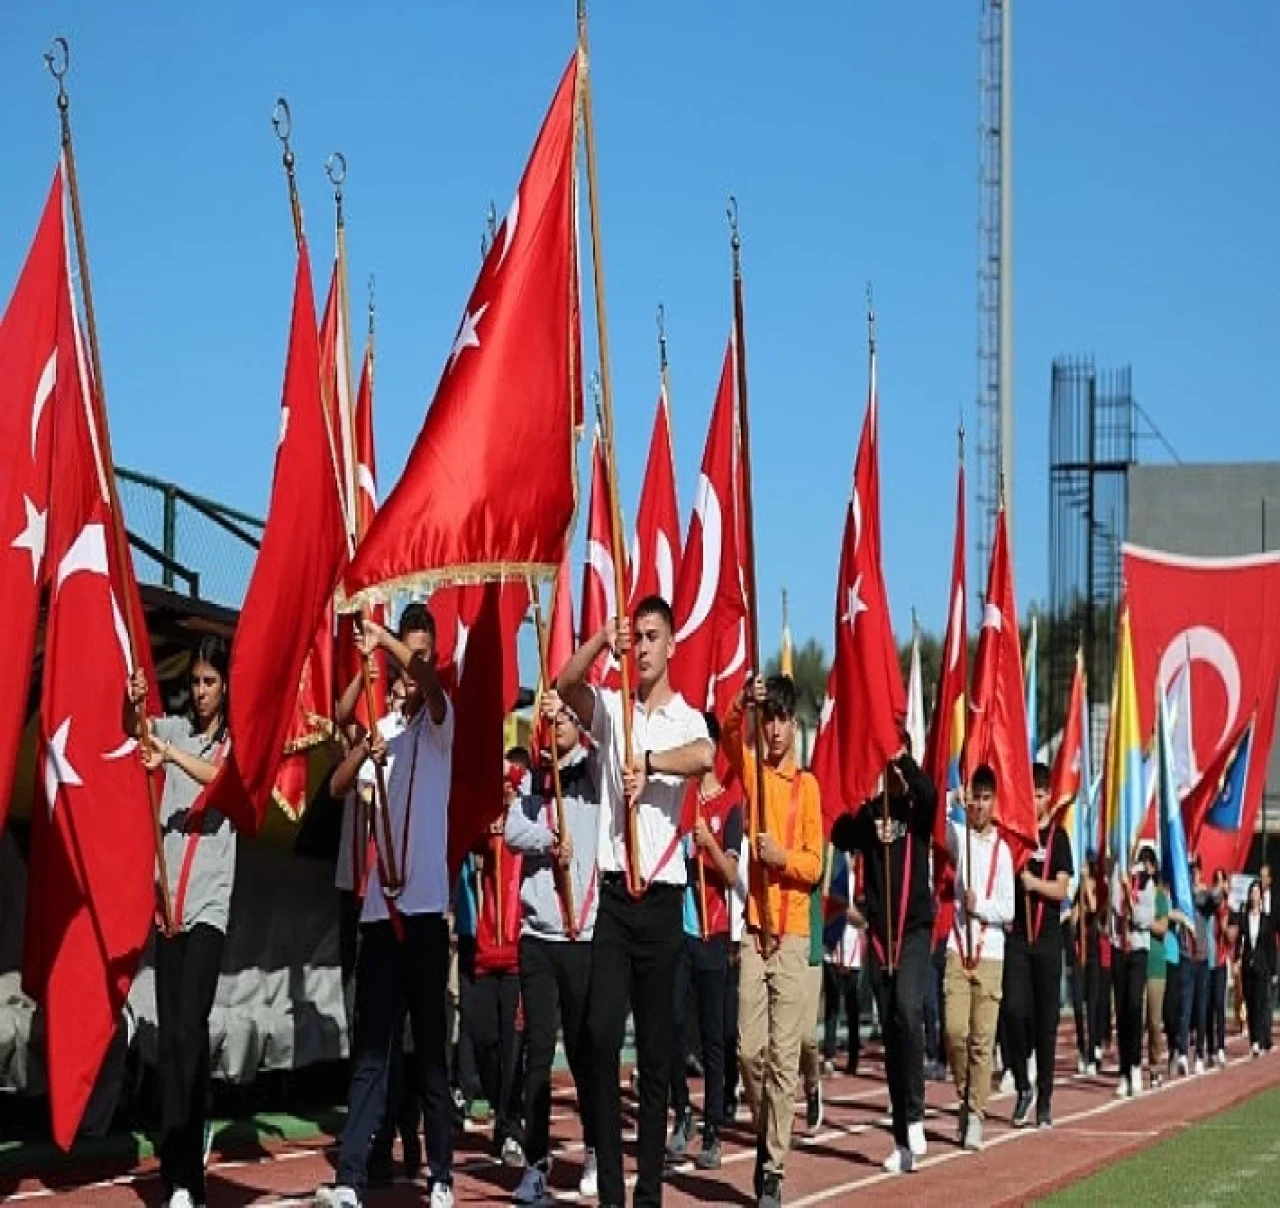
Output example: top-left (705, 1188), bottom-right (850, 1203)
top-left (367, 273), bottom-right (376, 338)
top-left (866, 282), bottom-right (876, 349)
top-left (727, 195), bottom-right (742, 269)
top-left (44, 36), bottom-right (71, 139)
top-left (958, 408), bottom-right (966, 462)
top-left (272, 97), bottom-right (294, 168)
top-left (657, 303), bottom-right (668, 373)
top-left (590, 370), bottom-right (603, 429)
top-left (326, 151), bottom-right (347, 223)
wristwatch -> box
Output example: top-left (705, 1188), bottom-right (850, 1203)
top-left (644, 750), bottom-right (654, 779)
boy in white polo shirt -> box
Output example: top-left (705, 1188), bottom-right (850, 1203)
top-left (556, 595), bottom-right (714, 1208)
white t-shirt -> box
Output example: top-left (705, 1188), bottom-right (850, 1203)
top-left (946, 820), bottom-right (1015, 963)
top-left (589, 686), bottom-right (710, 887)
top-left (730, 834), bottom-right (749, 942)
top-left (362, 700), bottom-right (454, 923)
top-left (335, 713), bottom-right (406, 893)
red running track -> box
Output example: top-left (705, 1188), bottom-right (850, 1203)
top-left (5, 1027), bottom-right (1277, 1205)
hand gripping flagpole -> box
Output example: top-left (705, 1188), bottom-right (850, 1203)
top-left (531, 579), bottom-right (579, 936)
top-left (45, 37), bottom-right (173, 935)
top-left (728, 197), bottom-right (773, 954)
top-left (578, 0), bottom-right (642, 895)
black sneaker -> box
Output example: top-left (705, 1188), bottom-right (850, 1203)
top-left (695, 1129), bottom-right (722, 1171)
top-left (1037, 1110), bottom-right (1054, 1129)
top-left (1012, 1089), bottom-right (1033, 1128)
top-left (667, 1106), bottom-right (694, 1159)
top-left (806, 1081), bottom-right (823, 1132)
top-left (753, 1140), bottom-right (767, 1199)
top-left (759, 1171), bottom-right (783, 1208)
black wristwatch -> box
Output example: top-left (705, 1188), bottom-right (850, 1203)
top-left (644, 750), bottom-right (655, 778)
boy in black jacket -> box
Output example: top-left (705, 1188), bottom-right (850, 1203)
top-left (831, 745), bottom-right (938, 1175)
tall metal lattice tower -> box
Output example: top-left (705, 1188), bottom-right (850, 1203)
top-left (975, 0), bottom-right (1014, 582)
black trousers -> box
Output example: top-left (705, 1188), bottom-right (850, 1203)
top-left (1005, 935), bottom-right (1062, 1112)
top-left (669, 933), bottom-right (729, 1131)
top-left (454, 936), bottom-right (482, 1102)
top-left (822, 965), bottom-right (860, 1067)
top-left (372, 1010), bottom-right (423, 1164)
top-left (1163, 961), bottom-right (1183, 1058)
top-left (520, 936), bottom-right (595, 1167)
top-left (156, 924), bottom-right (224, 1204)
top-left (1208, 965), bottom-right (1228, 1055)
top-left (337, 915), bottom-right (452, 1193)
top-left (587, 877), bottom-right (683, 1207)
top-left (865, 927), bottom-right (929, 1147)
top-left (463, 969), bottom-right (524, 1145)
top-left (1245, 966), bottom-right (1273, 1049)
top-left (1111, 949), bottom-right (1146, 1076)
top-left (723, 945), bottom-right (741, 1109)
top-left (922, 940), bottom-right (945, 1065)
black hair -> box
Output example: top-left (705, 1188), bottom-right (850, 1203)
top-left (703, 711), bottom-right (721, 746)
top-left (970, 763), bottom-right (997, 795)
top-left (505, 746), bottom-right (532, 771)
top-left (762, 675), bottom-right (797, 720)
top-left (189, 633), bottom-right (230, 742)
top-left (632, 594), bottom-right (675, 633)
top-left (1032, 762), bottom-right (1051, 792)
top-left (398, 601), bottom-right (437, 643)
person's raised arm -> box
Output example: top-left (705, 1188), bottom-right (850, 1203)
top-left (329, 729), bottom-right (386, 798)
top-left (553, 617), bottom-right (626, 731)
top-left (721, 678), bottom-right (762, 785)
top-left (360, 619), bottom-right (447, 726)
top-left (124, 668), bottom-right (149, 738)
top-left (334, 668), bottom-right (368, 738)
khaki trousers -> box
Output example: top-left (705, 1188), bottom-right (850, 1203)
top-left (798, 963), bottom-right (824, 1095)
top-left (739, 933), bottom-right (809, 1177)
top-left (1146, 975), bottom-right (1166, 1071)
top-left (944, 951), bottom-right (1003, 1121)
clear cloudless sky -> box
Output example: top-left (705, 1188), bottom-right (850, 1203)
top-left (2, 2), bottom-right (1277, 667)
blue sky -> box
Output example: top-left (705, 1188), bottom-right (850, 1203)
top-left (3, 2), bottom-right (1278, 665)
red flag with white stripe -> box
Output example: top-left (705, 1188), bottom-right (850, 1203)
top-left (629, 382), bottom-right (682, 610)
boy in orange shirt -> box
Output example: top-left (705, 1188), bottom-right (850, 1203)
top-left (723, 675), bottom-right (823, 1208)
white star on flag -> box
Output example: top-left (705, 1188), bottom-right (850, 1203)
top-left (453, 615), bottom-right (471, 682)
top-left (841, 575), bottom-right (868, 634)
top-left (982, 601), bottom-right (1003, 632)
top-left (12, 495), bottom-right (48, 582)
top-left (448, 302), bottom-right (489, 373)
top-left (43, 717), bottom-right (83, 815)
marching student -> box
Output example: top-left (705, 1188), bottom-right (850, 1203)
top-left (1162, 868), bottom-right (1187, 1079)
top-left (1143, 850), bottom-right (1171, 1088)
top-left (317, 605), bottom-right (456, 1208)
top-left (831, 734), bottom-right (939, 1175)
top-left (666, 713), bottom-right (743, 1171)
top-left (822, 851), bottom-right (864, 1077)
top-left (1208, 868), bottom-right (1235, 1066)
top-left (943, 765), bottom-right (1015, 1153)
top-left (1069, 856), bottom-right (1102, 1074)
top-left (723, 675), bottom-right (823, 1208)
top-left (1238, 879), bottom-right (1276, 1056)
top-left (1005, 763), bottom-right (1073, 1128)
top-left (1178, 858), bottom-right (1214, 1076)
top-left (555, 598), bottom-right (714, 1208)
top-left (125, 637), bottom-right (234, 1208)
top-left (1110, 844), bottom-right (1156, 1099)
top-left (505, 691), bottom-right (601, 1204)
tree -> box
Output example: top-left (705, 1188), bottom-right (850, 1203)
top-left (765, 637), bottom-right (828, 727)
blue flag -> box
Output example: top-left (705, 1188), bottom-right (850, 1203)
top-left (1156, 684), bottom-right (1194, 917)
top-left (1205, 722), bottom-right (1253, 831)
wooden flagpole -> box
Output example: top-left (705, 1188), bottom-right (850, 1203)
top-left (959, 419), bottom-right (975, 963)
top-left (728, 198), bottom-right (773, 952)
top-left (531, 580), bottom-right (579, 935)
top-left (44, 38), bottom-right (172, 934)
top-left (577, 0), bottom-right (641, 893)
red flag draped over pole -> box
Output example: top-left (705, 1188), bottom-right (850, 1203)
top-left (0, 169), bottom-right (63, 835)
top-left (580, 426), bottom-right (623, 687)
top-left (924, 434), bottom-right (968, 850)
top-left (966, 505), bottom-right (1038, 858)
top-left (195, 242), bottom-right (347, 835)
top-left (1049, 647), bottom-right (1087, 819)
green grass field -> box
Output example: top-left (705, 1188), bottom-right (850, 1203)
top-left (1041, 1086), bottom-right (1280, 1207)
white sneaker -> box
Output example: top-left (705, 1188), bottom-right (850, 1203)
top-left (168, 1193), bottom-right (196, 1208)
top-left (1076, 1055), bottom-right (1086, 1075)
top-left (1252, 1043), bottom-right (1261, 1058)
top-left (314, 1189), bottom-right (360, 1208)
top-left (1085, 1061), bottom-right (1098, 1076)
top-left (908, 1121), bottom-right (927, 1158)
top-left (429, 1184), bottom-right (455, 1208)
top-left (1177, 1054), bottom-right (1189, 1077)
top-left (1129, 1067), bottom-right (1144, 1097)
top-left (501, 1137), bottom-right (526, 1168)
top-left (882, 1146), bottom-right (915, 1174)
top-left (513, 1164), bottom-right (551, 1205)
top-left (1217, 1049), bottom-right (1227, 1068)
top-left (1194, 1057), bottom-right (1205, 1076)
top-left (999, 1070), bottom-right (1016, 1094)
top-left (578, 1149), bottom-right (598, 1198)
top-left (1115, 1074), bottom-right (1131, 1098)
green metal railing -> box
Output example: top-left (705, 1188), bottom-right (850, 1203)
top-left (115, 466), bottom-right (263, 609)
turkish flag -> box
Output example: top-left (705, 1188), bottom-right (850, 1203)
top-left (546, 547), bottom-right (575, 682)
top-left (924, 458), bottom-right (967, 849)
top-left (629, 383), bottom-right (682, 610)
top-left (1123, 544), bottom-right (1280, 872)
top-left (317, 261), bottom-right (356, 530)
top-left (428, 580), bottom-right (528, 876)
top-left (196, 242), bottom-right (347, 836)
top-left (967, 507), bottom-right (1037, 858)
top-left (811, 380), bottom-right (901, 830)
top-left (670, 338), bottom-right (748, 719)
top-left (0, 167), bottom-right (64, 834)
top-left (810, 666), bottom-right (844, 832)
top-left (1050, 647), bottom-right (1087, 817)
top-left (342, 55), bottom-right (581, 609)
top-left (24, 229), bottom-right (155, 1149)
top-left (580, 430), bottom-right (624, 687)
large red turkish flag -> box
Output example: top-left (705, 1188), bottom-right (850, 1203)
top-left (670, 338), bottom-right (748, 719)
top-left (629, 383), bottom-right (682, 610)
top-left (579, 430), bottom-right (624, 687)
top-left (195, 243), bottom-right (347, 836)
top-left (1123, 544), bottom-right (1280, 871)
top-left (967, 507), bottom-right (1038, 858)
top-left (341, 55), bottom-right (581, 609)
top-left (23, 222), bottom-right (155, 1149)
top-left (812, 379), bottom-right (901, 830)
top-left (0, 168), bottom-right (64, 834)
